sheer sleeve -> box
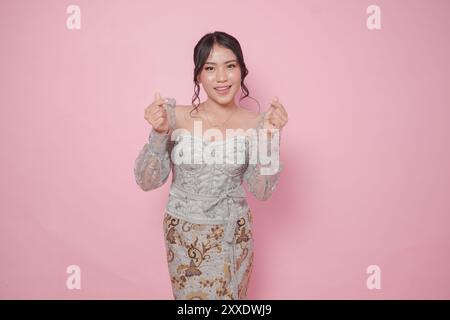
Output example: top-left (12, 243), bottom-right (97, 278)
top-left (133, 98), bottom-right (177, 191)
top-left (243, 112), bottom-right (284, 200)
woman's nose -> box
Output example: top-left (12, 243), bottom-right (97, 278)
top-left (216, 67), bottom-right (227, 81)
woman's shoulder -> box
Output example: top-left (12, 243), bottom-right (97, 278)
top-left (236, 107), bottom-right (265, 130)
top-left (167, 102), bottom-right (196, 130)
top-left (238, 106), bottom-right (264, 118)
top-left (173, 104), bottom-right (194, 119)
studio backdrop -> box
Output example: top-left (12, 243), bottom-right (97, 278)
top-left (1, 0), bottom-right (449, 299)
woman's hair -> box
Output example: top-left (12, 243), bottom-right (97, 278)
top-left (190, 31), bottom-right (260, 118)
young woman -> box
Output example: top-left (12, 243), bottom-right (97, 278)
top-left (134, 31), bottom-right (288, 300)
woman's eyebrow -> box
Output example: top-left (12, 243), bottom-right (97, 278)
top-left (204, 60), bottom-right (237, 65)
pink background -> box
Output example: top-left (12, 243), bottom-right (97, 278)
top-left (1, 0), bottom-right (449, 299)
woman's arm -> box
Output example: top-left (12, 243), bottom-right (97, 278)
top-left (134, 128), bottom-right (172, 191)
top-left (244, 97), bottom-right (287, 200)
top-left (243, 131), bottom-right (284, 200)
top-left (134, 96), bottom-right (178, 191)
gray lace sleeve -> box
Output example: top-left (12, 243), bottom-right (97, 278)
top-left (243, 112), bottom-right (284, 200)
top-left (134, 98), bottom-right (176, 191)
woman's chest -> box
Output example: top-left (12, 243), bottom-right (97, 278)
top-left (170, 134), bottom-right (250, 176)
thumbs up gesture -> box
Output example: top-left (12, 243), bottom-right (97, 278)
top-left (144, 92), bottom-right (169, 134)
top-left (262, 97), bottom-right (288, 137)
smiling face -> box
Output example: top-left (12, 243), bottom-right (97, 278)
top-left (197, 43), bottom-right (242, 107)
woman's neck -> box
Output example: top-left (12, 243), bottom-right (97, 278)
top-left (202, 98), bottom-right (239, 117)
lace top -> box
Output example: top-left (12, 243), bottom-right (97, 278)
top-left (134, 97), bottom-right (284, 242)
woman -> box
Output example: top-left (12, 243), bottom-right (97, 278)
top-left (134, 31), bottom-right (288, 300)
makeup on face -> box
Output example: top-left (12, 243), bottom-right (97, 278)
top-left (200, 47), bottom-right (241, 101)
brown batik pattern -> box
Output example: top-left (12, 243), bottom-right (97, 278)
top-left (163, 209), bottom-right (254, 300)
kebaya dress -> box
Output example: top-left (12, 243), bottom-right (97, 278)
top-left (134, 98), bottom-right (283, 299)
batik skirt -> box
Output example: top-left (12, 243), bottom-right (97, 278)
top-left (162, 208), bottom-right (254, 300)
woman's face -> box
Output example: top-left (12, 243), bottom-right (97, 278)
top-left (197, 43), bottom-right (242, 106)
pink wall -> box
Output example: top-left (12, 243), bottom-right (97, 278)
top-left (1, 0), bottom-right (449, 299)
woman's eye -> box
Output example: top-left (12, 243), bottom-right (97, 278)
top-left (204, 64), bottom-right (236, 71)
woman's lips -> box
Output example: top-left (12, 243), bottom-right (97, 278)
top-left (214, 85), bottom-right (232, 95)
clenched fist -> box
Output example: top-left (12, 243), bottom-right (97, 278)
top-left (144, 92), bottom-right (170, 134)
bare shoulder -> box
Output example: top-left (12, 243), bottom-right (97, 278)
top-left (238, 107), bottom-right (263, 118)
top-left (172, 104), bottom-right (196, 128)
top-left (237, 107), bottom-right (264, 129)
top-left (174, 104), bottom-right (195, 115)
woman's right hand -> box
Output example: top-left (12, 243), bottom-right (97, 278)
top-left (144, 92), bottom-right (169, 134)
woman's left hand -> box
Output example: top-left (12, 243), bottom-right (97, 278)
top-left (262, 97), bottom-right (288, 136)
